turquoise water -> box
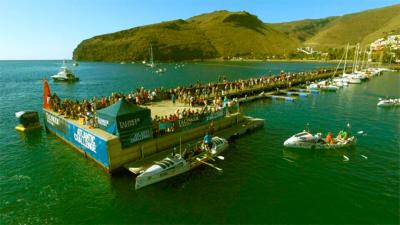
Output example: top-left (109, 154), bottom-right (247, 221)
top-left (0, 61), bottom-right (399, 224)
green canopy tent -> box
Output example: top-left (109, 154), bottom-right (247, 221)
top-left (97, 98), bottom-right (153, 147)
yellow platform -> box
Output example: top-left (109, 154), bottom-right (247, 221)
top-left (15, 124), bottom-right (41, 132)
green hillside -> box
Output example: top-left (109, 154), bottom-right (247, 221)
top-left (73, 19), bottom-right (218, 61)
top-left (307, 4), bottom-right (400, 48)
top-left (269, 17), bottom-right (337, 42)
top-left (272, 4), bottom-right (400, 49)
top-left (188, 11), bottom-right (299, 58)
top-left (73, 4), bottom-right (400, 61)
top-left (73, 10), bottom-right (298, 61)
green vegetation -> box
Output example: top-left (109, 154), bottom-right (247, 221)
top-left (302, 4), bottom-right (400, 49)
top-left (73, 4), bottom-right (400, 62)
top-left (269, 17), bottom-right (337, 42)
top-left (73, 10), bottom-right (298, 61)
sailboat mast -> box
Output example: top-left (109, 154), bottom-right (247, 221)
top-left (343, 43), bottom-right (349, 74)
top-left (352, 44), bottom-right (359, 73)
top-left (150, 44), bottom-right (154, 65)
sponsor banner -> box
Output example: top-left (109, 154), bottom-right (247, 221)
top-left (177, 115), bottom-right (200, 128)
top-left (122, 128), bottom-right (153, 147)
top-left (206, 110), bottom-right (225, 121)
top-left (45, 112), bottom-right (67, 134)
top-left (67, 124), bottom-right (109, 167)
top-left (118, 117), bottom-right (141, 129)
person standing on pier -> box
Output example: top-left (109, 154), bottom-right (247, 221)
top-left (171, 93), bottom-right (176, 105)
top-left (203, 133), bottom-right (212, 152)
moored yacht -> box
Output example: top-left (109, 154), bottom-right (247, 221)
top-left (348, 76), bottom-right (361, 84)
top-left (51, 61), bottom-right (79, 82)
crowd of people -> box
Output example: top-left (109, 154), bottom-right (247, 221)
top-left (152, 105), bottom-right (227, 136)
top-left (48, 67), bottom-right (334, 133)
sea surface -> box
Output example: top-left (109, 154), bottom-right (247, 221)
top-left (0, 60), bottom-right (399, 224)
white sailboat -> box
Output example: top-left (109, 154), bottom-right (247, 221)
top-left (145, 44), bottom-right (155, 68)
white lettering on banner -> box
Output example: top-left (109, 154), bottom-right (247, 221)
top-left (46, 112), bottom-right (60, 126)
top-left (97, 117), bottom-right (109, 127)
top-left (73, 128), bottom-right (97, 153)
top-left (206, 110), bottom-right (224, 121)
top-left (129, 129), bottom-right (151, 143)
top-left (178, 116), bottom-right (199, 128)
top-left (119, 118), bottom-right (141, 129)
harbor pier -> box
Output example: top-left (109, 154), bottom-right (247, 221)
top-left (43, 66), bottom-right (352, 174)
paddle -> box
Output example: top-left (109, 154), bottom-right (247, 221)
top-left (196, 158), bottom-right (222, 171)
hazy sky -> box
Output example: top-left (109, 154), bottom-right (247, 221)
top-left (0, 0), bottom-right (398, 60)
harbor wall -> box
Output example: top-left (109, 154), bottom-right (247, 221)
top-left (44, 109), bottom-right (112, 170)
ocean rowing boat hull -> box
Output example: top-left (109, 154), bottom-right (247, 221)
top-left (135, 138), bottom-right (228, 190)
top-left (284, 139), bottom-right (356, 150)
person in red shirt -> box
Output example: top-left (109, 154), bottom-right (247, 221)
top-left (325, 132), bottom-right (333, 144)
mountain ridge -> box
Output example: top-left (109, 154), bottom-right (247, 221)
top-left (73, 4), bottom-right (399, 61)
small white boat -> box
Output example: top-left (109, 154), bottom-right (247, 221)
top-left (320, 84), bottom-right (339, 91)
top-left (72, 62), bottom-right (79, 67)
top-left (377, 98), bottom-right (400, 107)
top-left (348, 77), bottom-right (361, 84)
top-left (135, 137), bottom-right (228, 190)
top-left (307, 83), bottom-right (319, 90)
top-left (283, 131), bottom-right (356, 149)
top-left (333, 77), bottom-right (348, 87)
top-left (155, 68), bottom-right (167, 73)
top-left (51, 61), bottom-right (79, 82)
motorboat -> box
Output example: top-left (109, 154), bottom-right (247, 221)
top-left (51, 61), bottom-right (79, 82)
top-left (283, 131), bottom-right (356, 149)
top-left (377, 98), bottom-right (400, 107)
top-left (15, 111), bottom-right (41, 132)
top-left (135, 137), bottom-right (228, 190)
